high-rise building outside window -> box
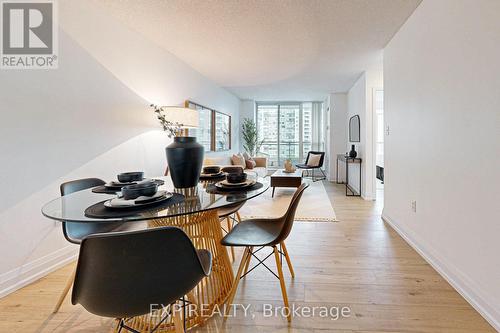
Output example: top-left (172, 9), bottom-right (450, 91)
top-left (256, 102), bottom-right (323, 168)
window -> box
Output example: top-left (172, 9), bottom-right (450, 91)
top-left (186, 101), bottom-right (231, 152)
top-left (192, 106), bottom-right (211, 151)
top-left (256, 102), bottom-right (323, 168)
top-left (215, 112), bottom-right (231, 151)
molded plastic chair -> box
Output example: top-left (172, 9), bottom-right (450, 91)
top-left (221, 183), bottom-right (309, 322)
top-left (60, 178), bottom-right (124, 244)
top-left (72, 227), bottom-right (211, 333)
top-left (218, 202), bottom-right (245, 261)
top-left (53, 178), bottom-right (126, 313)
top-left (296, 151), bottom-right (326, 181)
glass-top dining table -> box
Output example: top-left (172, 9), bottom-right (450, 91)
top-left (41, 175), bottom-right (269, 332)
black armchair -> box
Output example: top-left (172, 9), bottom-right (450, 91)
top-left (296, 151), bottom-right (326, 181)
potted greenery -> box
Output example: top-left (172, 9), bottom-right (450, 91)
top-left (241, 118), bottom-right (264, 157)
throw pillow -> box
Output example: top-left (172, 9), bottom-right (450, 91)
top-left (307, 153), bottom-right (322, 167)
top-left (242, 152), bottom-right (251, 160)
top-left (245, 159), bottom-right (256, 169)
top-left (231, 154), bottom-right (246, 167)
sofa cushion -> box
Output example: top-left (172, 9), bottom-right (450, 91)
top-left (245, 159), bottom-right (256, 169)
top-left (231, 153), bottom-right (246, 167)
top-left (203, 154), bottom-right (267, 178)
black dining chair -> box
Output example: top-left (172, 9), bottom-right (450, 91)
top-left (218, 202), bottom-right (245, 262)
top-left (221, 183), bottom-right (309, 322)
top-left (53, 178), bottom-right (127, 313)
top-left (296, 151), bottom-right (326, 181)
top-left (72, 227), bottom-right (211, 333)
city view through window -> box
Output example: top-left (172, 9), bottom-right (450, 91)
top-left (256, 102), bottom-right (323, 168)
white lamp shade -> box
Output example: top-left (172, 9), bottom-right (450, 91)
top-left (161, 106), bottom-right (198, 128)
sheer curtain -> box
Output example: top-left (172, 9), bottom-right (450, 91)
top-left (311, 102), bottom-right (324, 152)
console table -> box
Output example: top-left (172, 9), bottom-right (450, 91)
top-left (336, 154), bottom-right (362, 197)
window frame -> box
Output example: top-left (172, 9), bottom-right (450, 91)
top-left (255, 101), bottom-right (322, 167)
top-left (185, 100), bottom-right (232, 152)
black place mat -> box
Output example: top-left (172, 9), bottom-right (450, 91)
top-left (84, 193), bottom-right (185, 219)
top-left (92, 179), bottom-right (165, 194)
top-left (199, 174), bottom-right (226, 181)
top-left (206, 182), bottom-right (264, 194)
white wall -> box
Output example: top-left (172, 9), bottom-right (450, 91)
top-left (346, 71), bottom-right (382, 198)
top-left (383, 0), bottom-right (500, 329)
top-left (0, 1), bottom-right (240, 297)
top-left (347, 74), bottom-right (366, 195)
top-left (327, 93), bottom-right (348, 182)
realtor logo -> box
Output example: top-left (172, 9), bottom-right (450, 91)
top-left (1, 0), bottom-right (58, 69)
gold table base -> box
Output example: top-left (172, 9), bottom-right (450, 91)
top-left (114, 209), bottom-right (234, 332)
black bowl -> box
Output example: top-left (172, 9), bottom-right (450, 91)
top-left (203, 166), bottom-right (221, 174)
top-left (117, 172), bottom-right (144, 183)
top-left (121, 181), bottom-right (158, 200)
top-left (227, 172), bottom-right (247, 184)
top-left (222, 166), bottom-right (244, 174)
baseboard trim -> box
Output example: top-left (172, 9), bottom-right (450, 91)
top-left (381, 212), bottom-right (500, 332)
top-left (0, 246), bottom-right (78, 298)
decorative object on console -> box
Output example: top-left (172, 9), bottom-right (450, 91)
top-left (349, 144), bottom-right (357, 158)
top-left (153, 105), bottom-right (202, 189)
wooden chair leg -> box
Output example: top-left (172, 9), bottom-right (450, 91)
top-left (235, 211), bottom-right (242, 223)
top-left (274, 246), bottom-right (291, 322)
top-left (53, 266), bottom-right (77, 313)
top-left (172, 303), bottom-right (184, 333)
top-left (280, 242), bottom-right (295, 278)
top-left (224, 247), bottom-right (250, 321)
top-left (226, 217), bottom-right (235, 262)
top-left (243, 246), bottom-right (253, 275)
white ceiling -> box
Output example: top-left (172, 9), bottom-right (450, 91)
top-left (89, 0), bottom-right (421, 101)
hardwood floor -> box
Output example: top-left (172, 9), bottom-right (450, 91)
top-left (0, 182), bottom-right (495, 333)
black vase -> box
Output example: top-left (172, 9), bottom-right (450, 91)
top-left (349, 144), bottom-right (357, 158)
top-left (166, 137), bottom-right (204, 188)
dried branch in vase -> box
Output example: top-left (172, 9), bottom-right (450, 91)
top-left (150, 104), bottom-right (183, 138)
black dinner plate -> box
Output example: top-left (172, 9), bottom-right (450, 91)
top-left (200, 171), bottom-right (225, 179)
top-left (103, 192), bottom-right (173, 209)
top-left (103, 178), bottom-right (164, 190)
top-left (215, 179), bottom-right (256, 190)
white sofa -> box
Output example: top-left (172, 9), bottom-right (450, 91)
top-left (203, 155), bottom-right (268, 177)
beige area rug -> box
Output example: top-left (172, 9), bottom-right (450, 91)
top-left (239, 180), bottom-right (337, 222)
